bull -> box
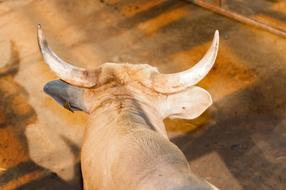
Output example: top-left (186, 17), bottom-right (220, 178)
top-left (37, 24), bottom-right (220, 190)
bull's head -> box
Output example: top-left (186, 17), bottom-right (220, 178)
top-left (38, 24), bottom-right (218, 121)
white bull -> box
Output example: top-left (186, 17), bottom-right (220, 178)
top-left (37, 25), bottom-right (220, 190)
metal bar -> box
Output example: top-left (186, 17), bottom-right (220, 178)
top-left (186, 0), bottom-right (286, 38)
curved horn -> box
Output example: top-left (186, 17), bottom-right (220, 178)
top-left (37, 24), bottom-right (96, 87)
top-left (152, 30), bottom-right (219, 93)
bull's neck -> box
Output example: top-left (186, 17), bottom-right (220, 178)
top-left (88, 96), bottom-right (168, 138)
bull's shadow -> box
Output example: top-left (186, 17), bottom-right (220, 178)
top-left (0, 42), bottom-right (82, 190)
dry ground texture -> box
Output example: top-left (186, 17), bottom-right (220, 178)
top-left (0, 0), bottom-right (285, 190)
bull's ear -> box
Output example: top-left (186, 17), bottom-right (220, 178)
top-left (44, 80), bottom-right (88, 112)
top-left (162, 86), bottom-right (212, 120)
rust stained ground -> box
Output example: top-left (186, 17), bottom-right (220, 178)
top-left (0, 0), bottom-right (285, 190)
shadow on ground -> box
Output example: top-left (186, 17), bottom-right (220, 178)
top-left (0, 42), bottom-right (83, 190)
top-left (172, 27), bottom-right (286, 190)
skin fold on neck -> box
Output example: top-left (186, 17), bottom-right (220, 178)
top-left (84, 83), bottom-right (168, 138)
top-left (87, 95), bottom-right (168, 138)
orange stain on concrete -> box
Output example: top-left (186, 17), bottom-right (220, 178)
top-left (121, 0), bottom-right (165, 17)
top-left (0, 170), bottom-right (44, 190)
top-left (10, 95), bottom-right (33, 117)
top-left (138, 7), bottom-right (187, 35)
top-left (0, 77), bottom-right (19, 96)
top-left (271, 2), bottom-right (286, 12)
top-left (0, 128), bottom-right (29, 168)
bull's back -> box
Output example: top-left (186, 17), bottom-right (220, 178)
top-left (81, 123), bottom-right (205, 190)
top-left (110, 128), bottom-right (209, 190)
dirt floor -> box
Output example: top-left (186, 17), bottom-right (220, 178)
top-left (0, 0), bottom-right (285, 190)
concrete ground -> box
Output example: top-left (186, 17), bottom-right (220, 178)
top-left (0, 0), bottom-right (285, 189)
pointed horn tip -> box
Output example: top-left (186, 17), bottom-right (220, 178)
top-left (212, 30), bottom-right (219, 49)
top-left (37, 24), bottom-right (43, 34)
top-left (214, 30), bottom-right (219, 40)
top-left (37, 24), bottom-right (46, 45)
